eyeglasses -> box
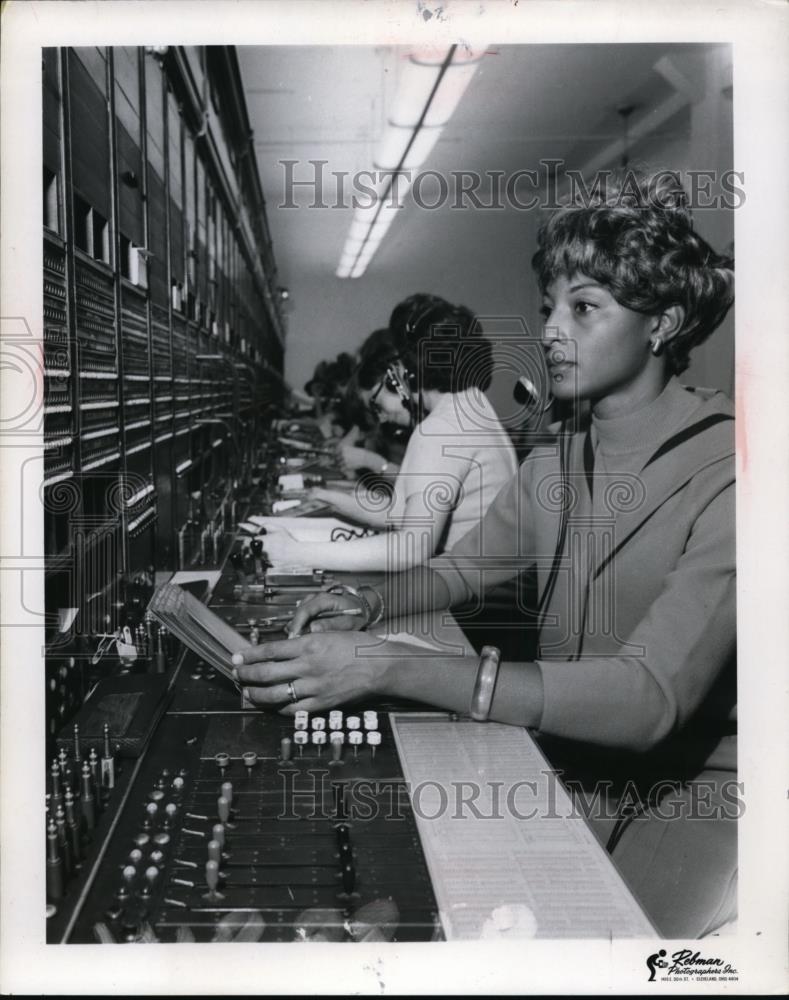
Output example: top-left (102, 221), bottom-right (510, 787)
top-left (368, 367), bottom-right (405, 408)
top-left (368, 377), bottom-right (386, 408)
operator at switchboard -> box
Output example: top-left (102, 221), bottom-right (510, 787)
top-left (235, 170), bottom-right (738, 940)
top-left (262, 295), bottom-right (518, 572)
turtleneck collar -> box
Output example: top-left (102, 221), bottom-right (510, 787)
top-left (591, 377), bottom-right (702, 458)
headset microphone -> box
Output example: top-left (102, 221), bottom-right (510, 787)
top-left (514, 374), bottom-right (554, 414)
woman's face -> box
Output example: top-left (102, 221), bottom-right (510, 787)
top-left (360, 367), bottom-right (412, 427)
top-left (541, 273), bottom-right (663, 417)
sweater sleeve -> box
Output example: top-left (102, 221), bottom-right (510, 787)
top-left (425, 460), bottom-right (532, 605)
top-left (387, 413), bottom-right (470, 529)
top-left (537, 480), bottom-right (736, 751)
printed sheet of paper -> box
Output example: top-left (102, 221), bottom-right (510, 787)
top-left (390, 713), bottom-right (656, 939)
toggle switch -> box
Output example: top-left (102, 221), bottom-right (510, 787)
top-left (330, 732), bottom-right (344, 763)
top-left (50, 760), bottom-right (63, 811)
top-left (64, 789), bottom-right (81, 865)
top-left (88, 748), bottom-right (101, 808)
top-left (212, 823), bottom-right (225, 850)
top-left (204, 860), bottom-right (224, 901)
top-left (117, 864), bottom-right (136, 900)
top-left (217, 796), bottom-right (231, 824)
top-left (46, 819), bottom-right (64, 901)
top-left (220, 781), bottom-right (233, 808)
top-left (207, 839), bottom-right (221, 865)
top-left (280, 737), bottom-right (293, 762)
top-left (141, 865), bottom-right (159, 896)
top-left (144, 801), bottom-right (158, 828)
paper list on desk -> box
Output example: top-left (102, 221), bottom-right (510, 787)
top-left (390, 714), bottom-right (655, 939)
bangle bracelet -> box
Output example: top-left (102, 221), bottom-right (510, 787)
top-left (469, 646), bottom-right (501, 722)
top-left (326, 583), bottom-right (372, 626)
top-left (359, 585), bottom-right (384, 626)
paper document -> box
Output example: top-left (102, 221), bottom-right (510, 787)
top-left (390, 713), bottom-right (656, 940)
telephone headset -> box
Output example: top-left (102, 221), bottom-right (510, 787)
top-left (382, 365), bottom-right (414, 406)
top-left (374, 296), bottom-right (466, 424)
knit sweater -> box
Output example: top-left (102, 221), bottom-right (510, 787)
top-left (434, 377), bottom-right (736, 773)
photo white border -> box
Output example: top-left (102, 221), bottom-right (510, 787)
top-left (1, 0), bottom-right (787, 994)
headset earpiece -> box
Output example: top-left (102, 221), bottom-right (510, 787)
top-left (384, 364), bottom-right (413, 408)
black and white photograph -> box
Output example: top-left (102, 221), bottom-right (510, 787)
top-left (1, 0), bottom-right (787, 994)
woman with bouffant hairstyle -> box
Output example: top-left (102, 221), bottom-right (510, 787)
top-left (262, 294), bottom-right (517, 571)
top-left (532, 169), bottom-right (734, 376)
top-left (238, 171), bottom-right (737, 938)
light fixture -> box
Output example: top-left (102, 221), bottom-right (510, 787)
top-left (336, 43), bottom-right (488, 279)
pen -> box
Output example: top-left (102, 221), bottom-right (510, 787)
top-left (240, 607), bottom-right (364, 630)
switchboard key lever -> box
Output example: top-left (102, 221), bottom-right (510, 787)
top-left (204, 860), bottom-right (225, 902)
top-left (80, 761), bottom-right (96, 829)
top-left (46, 819), bottom-right (64, 901)
top-left (101, 722), bottom-right (115, 790)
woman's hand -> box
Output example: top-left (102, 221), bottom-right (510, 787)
top-left (232, 632), bottom-right (393, 714)
top-left (337, 445), bottom-right (382, 474)
top-left (306, 486), bottom-right (343, 509)
top-left (288, 591), bottom-right (368, 636)
top-left (258, 527), bottom-right (309, 566)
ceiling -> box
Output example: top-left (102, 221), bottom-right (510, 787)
top-left (237, 43), bottom-right (726, 291)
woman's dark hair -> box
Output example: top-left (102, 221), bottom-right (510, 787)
top-left (388, 293), bottom-right (451, 345)
top-left (304, 352), bottom-right (357, 403)
top-left (390, 296), bottom-right (493, 393)
top-left (531, 169), bottom-right (734, 375)
top-left (359, 326), bottom-right (397, 363)
top-left (356, 331), bottom-right (399, 391)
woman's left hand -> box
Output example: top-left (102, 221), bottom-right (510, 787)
top-left (232, 632), bottom-right (391, 713)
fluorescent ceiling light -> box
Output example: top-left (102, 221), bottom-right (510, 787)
top-left (335, 43), bottom-right (487, 279)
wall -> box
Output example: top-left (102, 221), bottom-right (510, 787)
top-left (280, 47), bottom-right (735, 410)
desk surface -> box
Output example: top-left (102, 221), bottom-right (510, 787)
top-left (211, 508), bottom-right (655, 939)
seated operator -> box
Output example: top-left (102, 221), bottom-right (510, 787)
top-left (261, 296), bottom-right (518, 573)
top-left (235, 170), bottom-right (737, 939)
